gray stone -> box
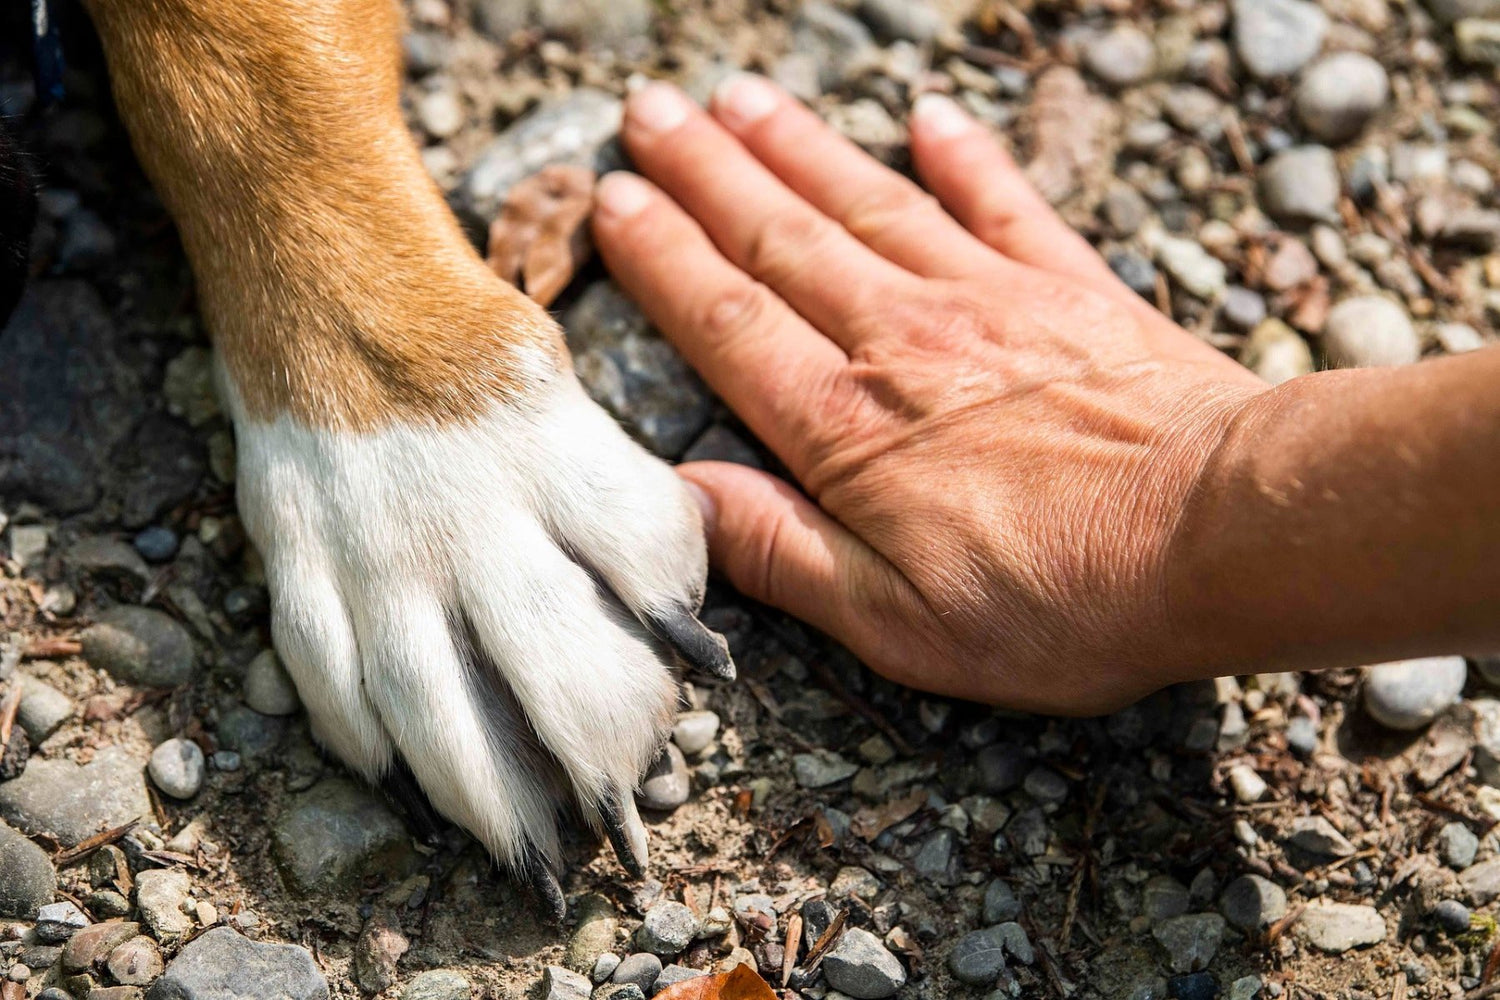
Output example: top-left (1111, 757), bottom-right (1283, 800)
top-left (610, 953), bottom-right (662, 993)
top-left (562, 894), bottom-right (617, 972)
top-left (1240, 320), bottom-right (1314, 386)
top-left (402, 970), bottom-right (471, 1000)
top-left (215, 704), bottom-right (286, 761)
top-left (1286, 716), bottom-right (1318, 756)
top-left (1362, 657), bottom-right (1466, 728)
top-left (81, 607), bottom-right (195, 687)
top-left (148, 738), bottom-right (205, 799)
top-left (912, 828), bottom-right (955, 880)
top-left (1460, 858), bottom-right (1500, 904)
top-left (793, 2), bottom-right (877, 91)
top-left (1456, 18), bottom-right (1500, 65)
top-left (136, 869), bottom-right (193, 947)
top-left (66, 537), bottom-right (152, 590)
top-left (1232, 0), bottom-right (1328, 79)
top-left (1323, 297), bottom-right (1420, 368)
top-left (1259, 146), bottom-right (1340, 223)
top-left (1439, 822), bottom-right (1479, 870)
top-left (1295, 53), bottom-right (1389, 143)
top-left (857, 0), bottom-right (944, 43)
top-left (997, 922), bottom-right (1034, 965)
top-left (671, 711), bottom-right (720, 757)
top-left (1285, 816), bottom-right (1356, 858)
top-left (147, 927), bottom-right (328, 1000)
top-left (1108, 250), bottom-right (1158, 297)
top-left (0, 747), bottom-right (150, 847)
top-left (592, 955), bottom-right (621, 983)
top-left (1219, 875), bottom-right (1287, 931)
top-left (35, 901), bottom-right (88, 942)
top-left (271, 779), bottom-right (413, 894)
top-left (1023, 766), bottom-right (1069, 804)
top-left (541, 965), bottom-right (591, 1000)
top-left (1151, 913), bottom-right (1224, 974)
top-left (824, 928), bottom-right (906, 999)
top-left (1433, 898), bottom-right (1472, 934)
top-left (565, 283), bottom-right (714, 460)
top-left (1142, 876), bottom-right (1190, 924)
top-left (1295, 901), bottom-right (1385, 952)
top-left (976, 744), bottom-right (1026, 794)
top-left (1221, 287), bottom-right (1267, 331)
top-left (1425, 0), bottom-right (1500, 22)
top-left (108, 935), bottom-right (163, 985)
top-left (793, 750), bottom-right (858, 789)
top-left (653, 965), bottom-right (708, 993)
top-left (461, 90), bottom-right (623, 221)
top-left (1162, 86), bottom-right (1222, 135)
top-left (948, 926), bottom-right (1008, 986)
top-left (1227, 765), bottom-right (1267, 804)
top-left (636, 901), bottom-right (698, 956)
top-left (0, 820), bottom-right (55, 918)
top-left (1156, 238), bottom-right (1226, 300)
top-left (243, 651), bottom-right (301, 716)
top-left (983, 880), bottom-right (1021, 924)
top-left (637, 743), bottom-right (690, 811)
top-left (1084, 26), bottom-right (1156, 88)
top-left (597, 987), bottom-right (646, 1000)
top-left (17, 678), bottom-right (72, 743)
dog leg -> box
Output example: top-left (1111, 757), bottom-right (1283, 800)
top-left (81, 0), bottom-right (730, 912)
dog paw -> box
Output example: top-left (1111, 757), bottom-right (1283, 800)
top-left (228, 371), bottom-right (731, 914)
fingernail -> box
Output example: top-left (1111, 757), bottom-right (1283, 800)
top-left (628, 82), bottom-right (693, 135)
top-left (683, 480), bottom-right (717, 537)
top-left (912, 93), bottom-right (972, 140)
top-left (595, 172), bottom-right (653, 219)
top-left (713, 73), bottom-right (780, 130)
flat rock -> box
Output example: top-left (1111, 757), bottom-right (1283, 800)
top-left (1285, 816), bottom-right (1356, 858)
top-left (17, 678), bottom-right (73, 742)
top-left (61, 920), bottom-right (140, 973)
top-left (401, 970), bottom-right (472, 1000)
top-left (609, 953), bottom-right (661, 993)
top-left (824, 928), bottom-right (906, 998)
top-left (36, 900), bottom-right (89, 942)
top-left (653, 965), bottom-right (708, 992)
top-left (949, 926), bottom-right (1008, 986)
top-left (1460, 859), bottom-right (1500, 904)
top-left (0, 819), bottom-right (56, 918)
top-left (1295, 902), bottom-right (1385, 952)
top-left (793, 750), bottom-right (859, 788)
top-left (82, 607), bottom-right (196, 687)
top-left (146, 927), bottom-right (328, 1000)
top-left (0, 747), bottom-right (151, 847)
top-left (271, 778), bottom-right (412, 894)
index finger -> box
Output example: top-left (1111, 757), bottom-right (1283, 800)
top-left (592, 171), bottom-right (847, 480)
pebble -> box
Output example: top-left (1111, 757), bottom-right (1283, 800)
top-left (1286, 816), bottom-right (1356, 858)
top-left (1152, 914), bottom-right (1224, 974)
top-left (1460, 858), bottom-right (1500, 903)
top-left (948, 926), bottom-right (1008, 986)
top-left (402, 970), bottom-right (472, 1000)
top-left (215, 705), bottom-right (286, 761)
top-left (1231, 0), bottom-right (1328, 79)
top-left (793, 750), bottom-right (859, 789)
top-left (670, 711), bottom-right (719, 756)
top-left (563, 894), bottom-right (617, 972)
top-left (80, 606), bottom-right (196, 687)
top-left (1295, 53), bottom-right (1389, 143)
top-left (1323, 297), bottom-right (1421, 368)
top-left (609, 953), bottom-right (662, 993)
top-left (1239, 320), bottom-right (1314, 386)
top-left (1168, 971), bottom-right (1219, 1000)
top-left (597, 987), bottom-right (646, 1000)
top-left (983, 880), bottom-right (1022, 924)
top-left (794, 2), bottom-right (878, 91)
top-left (1084, 26), bottom-right (1156, 88)
top-left (0, 820), bottom-right (55, 919)
top-left (17, 678), bottom-right (71, 743)
top-left (654, 965), bottom-right (708, 992)
top-left (136, 868), bottom-right (195, 947)
top-left (1156, 237), bottom-right (1227, 300)
top-left (1142, 877), bottom-right (1190, 923)
top-left (1285, 716), bottom-right (1319, 756)
top-left (1439, 822), bottom-right (1480, 870)
top-left (1221, 287), bottom-right (1267, 331)
top-left (1296, 901), bottom-right (1386, 952)
top-left (107, 935), bottom-right (163, 985)
top-left (1433, 899), bottom-right (1472, 934)
top-left (1219, 874), bottom-right (1288, 931)
top-left (856, 0), bottom-right (943, 44)
top-left (824, 928), bottom-right (906, 999)
top-left (1456, 18), bottom-right (1500, 65)
top-left (148, 737), bottom-right (206, 799)
top-left (152, 927), bottom-right (327, 1000)
top-left (1163, 86), bottom-right (1222, 135)
top-left (1226, 765), bottom-right (1267, 804)
top-left (35, 901), bottom-right (88, 943)
top-left (243, 650), bottom-right (301, 716)
top-left (592, 954), bottom-right (621, 983)
top-left (637, 743), bottom-right (690, 811)
top-left (911, 828), bottom-right (955, 880)
top-left (1436, 323), bottom-right (1486, 354)
top-left (1362, 656), bottom-right (1466, 729)
top-left (1426, 0), bottom-right (1500, 21)
top-left (1259, 146), bottom-right (1340, 223)
top-left (0, 747), bottom-right (151, 847)
top-left (636, 901), bottom-right (698, 956)
top-left (1263, 238), bottom-right (1319, 292)
top-left (1108, 250), bottom-right (1159, 298)
top-left (541, 965), bottom-right (591, 1000)
top-left (271, 778), bottom-right (412, 894)
top-left (61, 920), bottom-right (140, 972)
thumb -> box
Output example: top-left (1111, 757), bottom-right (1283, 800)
top-left (676, 461), bottom-right (887, 646)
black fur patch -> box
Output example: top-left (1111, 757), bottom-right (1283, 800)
top-left (0, 120), bottom-right (35, 327)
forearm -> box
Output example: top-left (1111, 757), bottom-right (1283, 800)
top-left (1169, 346), bottom-right (1500, 679)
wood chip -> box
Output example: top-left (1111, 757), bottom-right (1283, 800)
top-left (486, 165), bottom-right (596, 307)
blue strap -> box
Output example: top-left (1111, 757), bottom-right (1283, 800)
top-left (31, 0), bottom-right (65, 105)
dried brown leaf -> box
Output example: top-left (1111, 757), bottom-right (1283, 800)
top-left (850, 789), bottom-right (927, 842)
top-left (654, 963), bottom-right (778, 1000)
top-left (486, 164), bottom-right (596, 307)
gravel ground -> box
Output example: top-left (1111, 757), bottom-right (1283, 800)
top-left (2, 0), bottom-right (1500, 997)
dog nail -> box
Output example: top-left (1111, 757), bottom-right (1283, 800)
top-left (600, 794), bottom-right (649, 878)
top-left (629, 82), bottom-right (692, 135)
top-left (518, 854), bottom-right (567, 924)
top-left (645, 608), bottom-right (737, 681)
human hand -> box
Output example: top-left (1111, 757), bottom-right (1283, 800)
top-left (591, 75), bottom-right (1271, 714)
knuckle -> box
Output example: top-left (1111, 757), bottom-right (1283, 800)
top-left (743, 209), bottom-right (835, 285)
top-left (698, 279), bottom-right (778, 342)
top-left (843, 184), bottom-right (937, 242)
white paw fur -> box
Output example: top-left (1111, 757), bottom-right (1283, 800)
top-left (221, 362), bottom-right (713, 886)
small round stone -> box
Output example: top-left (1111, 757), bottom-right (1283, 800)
top-left (1083, 25), bottom-right (1156, 88)
top-left (148, 737), bottom-right (206, 799)
top-left (1295, 53), bottom-right (1389, 143)
top-left (1438, 822), bottom-right (1480, 870)
top-left (609, 953), bottom-right (662, 993)
top-left (670, 711), bottom-right (720, 756)
top-left (243, 650), bottom-right (301, 716)
top-left (1219, 875), bottom-right (1287, 931)
top-left (1285, 716), bottom-right (1318, 757)
top-left (1433, 899), bottom-right (1472, 934)
top-left (982, 880), bottom-right (1022, 924)
top-left (1259, 146), bottom-right (1341, 223)
top-left (635, 901), bottom-right (698, 956)
top-left (637, 744), bottom-right (689, 811)
top-left (1323, 297), bottom-right (1421, 369)
top-left (592, 953), bottom-right (621, 984)
top-left (132, 526), bottom-right (180, 563)
top-left (1221, 287), bottom-right (1267, 330)
top-left (1362, 657), bottom-right (1467, 730)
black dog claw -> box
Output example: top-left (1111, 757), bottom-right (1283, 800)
top-left (644, 608), bottom-right (736, 681)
